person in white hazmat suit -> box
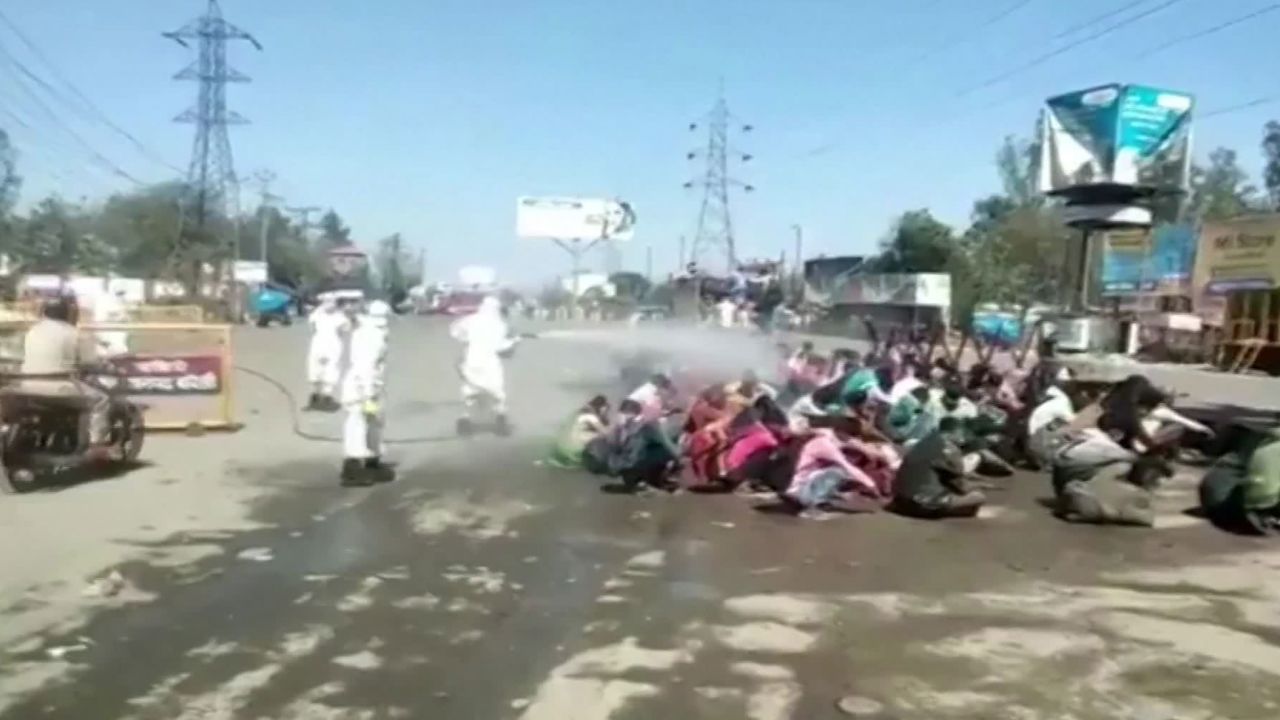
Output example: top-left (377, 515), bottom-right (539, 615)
top-left (306, 295), bottom-right (351, 411)
top-left (450, 296), bottom-right (518, 435)
top-left (93, 289), bottom-right (131, 357)
top-left (340, 300), bottom-right (393, 486)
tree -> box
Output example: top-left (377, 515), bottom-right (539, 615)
top-left (995, 134), bottom-right (1040, 208)
top-left (17, 197), bottom-right (81, 274)
top-left (0, 130), bottom-right (19, 216)
top-left (91, 183), bottom-right (185, 278)
top-left (236, 206), bottom-right (322, 288)
top-left (376, 233), bottom-right (409, 304)
top-left (1188, 148), bottom-right (1260, 222)
top-left (608, 271), bottom-right (650, 301)
top-left (317, 209), bottom-right (352, 250)
top-left (871, 209), bottom-right (957, 273)
top-left (1262, 121), bottom-right (1280, 210)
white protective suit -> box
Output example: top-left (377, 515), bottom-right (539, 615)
top-left (308, 299), bottom-right (351, 397)
top-left (450, 296), bottom-right (517, 417)
top-left (342, 301), bottom-right (390, 460)
top-left (93, 291), bottom-right (130, 357)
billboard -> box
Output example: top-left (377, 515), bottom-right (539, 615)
top-left (1099, 223), bottom-right (1196, 295)
top-left (233, 260), bottom-right (268, 284)
top-left (516, 197), bottom-right (636, 241)
top-left (830, 273), bottom-right (951, 308)
top-left (1194, 215), bottom-right (1280, 294)
top-left (1039, 84), bottom-right (1193, 193)
top-left (802, 255), bottom-right (866, 305)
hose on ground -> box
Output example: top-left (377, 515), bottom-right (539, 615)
top-left (233, 365), bottom-right (460, 445)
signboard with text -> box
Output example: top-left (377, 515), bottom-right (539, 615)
top-left (1100, 223), bottom-right (1196, 296)
top-left (1194, 215), bottom-right (1280, 294)
top-left (101, 355), bottom-right (223, 396)
top-left (1039, 84), bottom-right (1193, 193)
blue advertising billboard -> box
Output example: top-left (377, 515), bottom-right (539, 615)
top-left (1040, 84), bottom-right (1193, 192)
top-left (1099, 223), bottom-right (1196, 296)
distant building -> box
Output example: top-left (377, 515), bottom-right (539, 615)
top-left (326, 244), bottom-right (368, 278)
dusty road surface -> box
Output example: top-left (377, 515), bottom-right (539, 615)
top-left (2, 320), bottom-right (1279, 720)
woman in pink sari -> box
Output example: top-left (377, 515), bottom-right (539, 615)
top-left (680, 386), bottom-right (733, 489)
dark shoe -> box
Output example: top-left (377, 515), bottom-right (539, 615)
top-left (364, 458), bottom-right (395, 483)
top-left (341, 459), bottom-right (372, 487)
top-left (319, 395), bottom-right (342, 413)
top-left (304, 393), bottom-right (321, 411)
top-left (494, 415), bottom-right (512, 437)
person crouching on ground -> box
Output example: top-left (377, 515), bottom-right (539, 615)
top-left (595, 399), bottom-right (683, 494)
top-left (1199, 427), bottom-right (1280, 535)
top-left (889, 417), bottom-right (986, 520)
top-left (549, 395), bottom-right (611, 470)
top-left (783, 415), bottom-right (883, 517)
top-left (340, 300), bottom-right (392, 487)
top-left (628, 373), bottom-right (680, 425)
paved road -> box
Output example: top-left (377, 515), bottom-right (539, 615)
top-left (2, 320), bottom-right (1279, 719)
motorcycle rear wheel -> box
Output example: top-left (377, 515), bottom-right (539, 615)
top-left (0, 466), bottom-right (37, 495)
top-left (117, 405), bottom-right (146, 463)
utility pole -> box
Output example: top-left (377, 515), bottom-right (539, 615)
top-left (252, 169), bottom-right (279, 265)
top-left (165, 0), bottom-right (262, 306)
top-left (286, 205), bottom-right (322, 242)
top-left (684, 87), bottom-right (754, 272)
top-left (791, 224), bottom-right (803, 300)
top-left (678, 235), bottom-right (686, 271)
top-left (645, 244), bottom-right (653, 283)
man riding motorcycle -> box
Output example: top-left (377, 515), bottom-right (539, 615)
top-left (17, 295), bottom-right (112, 457)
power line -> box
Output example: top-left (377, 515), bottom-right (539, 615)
top-left (0, 39), bottom-right (146, 185)
top-left (1051, 0), bottom-right (1152, 40)
top-left (1133, 3), bottom-right (1280, 60)
top-left (0, 7), bottom-right (182, 175)
top-left (957, 0), bottom-right (1187, 97)
top-left (910, 0), bottom-right (1037, 64)
top-left (1201, 92), bottom-right (1280, 119)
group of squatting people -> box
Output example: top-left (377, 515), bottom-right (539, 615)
top-left (548, 341), bottom-right (1280, 533)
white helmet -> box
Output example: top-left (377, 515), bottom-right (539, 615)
top-left (364, 300), bottom-right (391, 327)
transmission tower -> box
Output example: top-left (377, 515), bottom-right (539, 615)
top-left (684, 91), bottom-right (754, 271)
top-left (164, 0), bottom-right (262, 276)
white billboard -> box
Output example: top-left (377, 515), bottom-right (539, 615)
top-left (233, 260), bottom-right (268, 284)
top-left (836, 273), bottom-right (951, 308)
top-left (516, 197), bottom-right (636, 241)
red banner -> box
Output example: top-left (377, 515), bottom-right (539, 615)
top-left (101, 355), bottom-right (223, 395)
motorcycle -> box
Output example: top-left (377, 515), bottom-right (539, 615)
top-left (0, 369), bottom-right (146, 494)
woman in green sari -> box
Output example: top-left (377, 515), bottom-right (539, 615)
top-left (549, 396), bottom-right (611, 469)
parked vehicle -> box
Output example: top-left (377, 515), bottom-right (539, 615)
top-left (0, 369), bottom-right (145, 494)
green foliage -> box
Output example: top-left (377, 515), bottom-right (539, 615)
top-left (0, 130), bottom-right (19, 216)
top-left (1188, 148), bottom-right (1260, 222)
top-left (376, 233), bottom-right (410, 302)
top-left (1262, 121), bottom-right (1280, 211)
top-left (608, 271), bottom-right (650, 301)
top-left (871, 209), bottom-right (957, 273)
top-left (317, 209), bottom-right (352, 250)
top-left (92, 183), bottom-right (184, 277)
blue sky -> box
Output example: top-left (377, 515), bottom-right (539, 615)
top-left (3, 0), bottom-right (1279, 286)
